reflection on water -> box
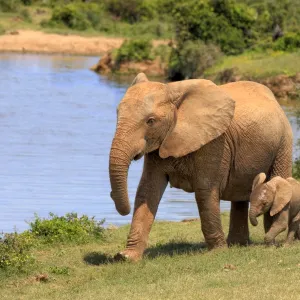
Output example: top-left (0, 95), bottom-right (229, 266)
top-left (0, 53), bottom-right (299, 232)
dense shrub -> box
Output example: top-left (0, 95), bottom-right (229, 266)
top-left (0, 0), bottom-right (20, 12)
top-left (29, 212), bottom-right (105, 244)
top-left (49, 4), bottom-right (91, 30)
top-left (172, 0), bottom-right (255, 55)
top-left (0, 232), bottom-right (35, 272)
top-left (115, 39), bottom-right (153, 64)
top-left (168, 41), bottom-right (222, 80)
top-left (273, 32), bottom-right (300, 51)
top-left (105, 0), bottom-right (156, 23)
top-left (20, 8), bottom-right (32, 22)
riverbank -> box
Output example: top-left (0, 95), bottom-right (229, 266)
top-left (0, 30), bottom-right (168, 55)
top-left (1, 213), bottom-right (300, 300)
top-left (0, 30), bottom-right (124, 55)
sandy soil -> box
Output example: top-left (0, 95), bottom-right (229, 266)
top-left (0, 30), bottom-right (168, 55)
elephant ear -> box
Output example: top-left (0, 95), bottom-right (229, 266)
top-left (270, 177), bottom-right (292, 216)
top-left (159, 80), bottom-right (235, 158)
top-left (252, 173), bottom-right (267, 191)
top-left (131, 72), bottom-right (149, 86)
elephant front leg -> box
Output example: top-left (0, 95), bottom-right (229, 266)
top-left (227, 201), bottom-right (250, 246)
top-left (195, 188), bottom-right (226, 249)
top-left (115, 160), bottom-right (168, 262)
top-left (264, 209), bottom-right (288, 245)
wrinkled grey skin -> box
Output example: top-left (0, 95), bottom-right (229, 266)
top-left (109, 73), bottom-right (293, 261)
top-left (249, 173), bottom-right (300, 244)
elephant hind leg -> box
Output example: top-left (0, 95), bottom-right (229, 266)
top-left (286, 214), bottom-right (300, 244)
top-left (227, 201), bottom-right (250, 246)
top-left (269, 142), bottom-right (292, 180)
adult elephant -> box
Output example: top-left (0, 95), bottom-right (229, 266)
top-left (109, 73), bottom-right (292, 261)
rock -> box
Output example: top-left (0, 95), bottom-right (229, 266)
top-left (90, 52), bottom-right (166, 77)
top-left (261, 74), bottom-right (300, 101)
top-left (9, 30), bottom-right (19, 35)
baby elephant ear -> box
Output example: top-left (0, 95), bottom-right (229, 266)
top-left (131, 73), bottom-right (149, 86)
top-left (270, 177), bottom-right (292, 216)
top-left (252, 173), bottom-right (266, 191)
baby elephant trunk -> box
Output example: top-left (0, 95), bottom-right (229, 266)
top-left (249, 208), bottom-right (258, 226)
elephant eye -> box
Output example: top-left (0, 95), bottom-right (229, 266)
top-left (146, 117), bottom-right (155, 126)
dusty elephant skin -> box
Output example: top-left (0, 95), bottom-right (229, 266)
top-left (109, 73), bottom-right (293, 261)
top-left (249, 173), bottom-right (300, 245)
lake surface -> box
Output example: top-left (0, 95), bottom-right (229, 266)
top-left (0, 53), bottom-right (299, 233)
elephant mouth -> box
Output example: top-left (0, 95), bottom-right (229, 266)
top-left (133, 152), bottom-right (144, 161)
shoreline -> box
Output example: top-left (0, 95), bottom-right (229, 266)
top-left (0, 30), bottom-right (168, 56)
top-left (0, 30), bottom-right (124, 55)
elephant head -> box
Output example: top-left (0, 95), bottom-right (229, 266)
top-left (249, 173), bottom-right (293, 226)
top-left (109, 73), bottom-right (235, 215)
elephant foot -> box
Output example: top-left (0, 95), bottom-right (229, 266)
top-left (206, 238), bottom-right (227, 250)
top-left (227, 236), bottom-right (250, 247)
top-left (264, 236), bottom-right (275, 246)
top-left (114, 250), bottom-right (142, 262)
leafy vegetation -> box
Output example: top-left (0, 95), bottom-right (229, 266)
top-left (1, 213), bottom-right (300, 299)
top-left (29, 212), bottom-right (105, 244)
top-left (0, 0), bottom-right (20, 12)
top-left (0, 232), bottom-right (35, 273)
top-left (115, 38), bottom-right (153, 64)
top-left (0, 213), bottom-right (105, 275)
top-left (168, 41), bottom-right (221, 80)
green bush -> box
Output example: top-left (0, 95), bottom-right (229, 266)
top-left (0, 232), bottom-right (35, 272)
top-left (115, 39), bottom-right (153, 64)
top-left (168, 41), bottom-right (222, 80)
top-left (0, 24), bottom-right (5, 35)
top-left (0, 0), bottom-right (20, 12)
top-left (20, 8), bottom-right (32, 22)
top-left (172, 0), bottom-right (252, 55)
top-left (44, 3), bottom-right (103, 30)
top-left (29, 212), bottom-right (105, 244)
top-left (105, 0), bottom-right (156, 23)
top-left (273, 32), bottom-right (300, 51)
top-left (47, 4), bottom-right (91, 30)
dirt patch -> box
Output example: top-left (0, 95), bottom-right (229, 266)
top-left (0, 30), bottom-right (121, 55)
top-left (0, 30), bottom-right (168, 56)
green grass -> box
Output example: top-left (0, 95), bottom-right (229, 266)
top-left (0, 5), bottom-right (172, 39)
top-left (205, 50), bottom-right (300, 79)
top-left (1, 212), bottom-right (300, 300)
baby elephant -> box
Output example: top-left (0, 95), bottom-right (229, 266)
top-left (249, 173), bottom-right (300, 244)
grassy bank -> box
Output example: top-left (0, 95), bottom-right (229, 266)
top-left (0, 3), bottom-right (173, 39)
top-left (1, 212), bottom-right (300, 300)
top-left (205, 50), bottom-right (300, 80)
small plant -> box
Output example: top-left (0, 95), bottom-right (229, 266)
top-left (19, 8), bottom-right (32, 22)
top-left (0, 231), bottom-right (35, 272)
top-left (29, 212), bottom-right (105, 244)
top-left (115, 38), bottom-right (153, 65)
top-left (49, 265), bottom-right (70, 275)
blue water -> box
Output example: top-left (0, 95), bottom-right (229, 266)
top-left (0, 53), bottom-right (299, 233)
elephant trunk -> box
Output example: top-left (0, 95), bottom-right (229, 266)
top-left (249, 208), bottom-right (258, 226)
top-left (109, 137), bottom-right (135, 216)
